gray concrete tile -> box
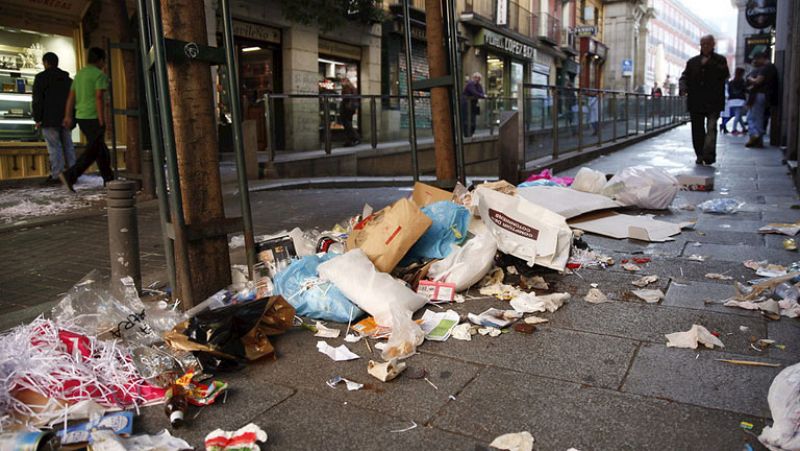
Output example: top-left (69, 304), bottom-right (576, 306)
top-left (663, 280), bottom-right (758, 317)
top-left (766, 320), bottom-right (800, 362)
top-left (687, 242), bottom-right (798, 265)
top-left (432, 366), bottom-right (765, 451)
top-left (694, 217), bottom-right (764, 233)
top-left (622, 343), bottom-right (782, 417)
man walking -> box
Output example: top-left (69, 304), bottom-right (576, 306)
top-left (60, 47), bottom-right (114, 191)
top-left (745, 51), bottom-right (778, 148)
top-left (679, 35), bottom-right (730, 165)
top-left (461, 72), bottom-right (486, 137)
top-left (32, 52), bottom-right (74, 185)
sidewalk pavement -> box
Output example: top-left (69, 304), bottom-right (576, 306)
top-left (1, 123), bottom-right (798, 449)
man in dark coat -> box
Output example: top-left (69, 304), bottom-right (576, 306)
top-left (679, 35), bottom-right (730, 165)
top-left (32, 52), bottom-right (74, 184)
top-left (461, 72), bottom-right (486, 137)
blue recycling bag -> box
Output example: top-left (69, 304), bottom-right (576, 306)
top-left (402, 201), bottom-right (470, 263)
top-left (273, 253), bottom-right (365, 323)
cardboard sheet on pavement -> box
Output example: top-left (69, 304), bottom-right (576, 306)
top-left (517, 186), bottom-right (622, 219)
top-left (569, 211), bottom-right (691, 242)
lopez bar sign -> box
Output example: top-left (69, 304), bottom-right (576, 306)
top-left (476, 29), bottom-right (534, 59)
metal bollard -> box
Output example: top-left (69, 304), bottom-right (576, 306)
top-left (141, 148), bottom-right (156, 200)
top-left (107, 180), bottom-right (142, 299)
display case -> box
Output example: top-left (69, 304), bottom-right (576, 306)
top-left (0, 69), bottom-right (37, 141)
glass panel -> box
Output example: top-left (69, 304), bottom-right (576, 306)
top-left (486, 56), bottom-right (504, 98)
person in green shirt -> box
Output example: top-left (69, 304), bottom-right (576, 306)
top-left (59, 47), bottom-right (114, 191)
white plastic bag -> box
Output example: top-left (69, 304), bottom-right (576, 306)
top-left (428, 231), bottom-right (497, 292)
top-left (602, 166), bottom-right (679, 209)
top-left (759, 362), bottom-right (800, 451)
top-left (318, 249), bottom-right (427, 327)
top-left (572, 167), bottom-right (607, 194)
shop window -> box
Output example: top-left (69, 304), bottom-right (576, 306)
top-left (318, 56), bottom-right (360, 139)
top-left (486, 56), bottom-right (504, 98)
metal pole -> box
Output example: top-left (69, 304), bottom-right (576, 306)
top-left (106, 37), bottom-right (119, 179)
top-left (107, 180), bottom-right (141, 299)
top-left (644, 95), bottom-right (649, 132)
top-left (401, 0), bottom-right (419, 182)
top-left (141, 148), bottom-right (155, 200)
top-left (635, 94), bottom-right (640, 134)
top-left (596, 92), bottom-right (602, 145)
top-left (625, 93), bottom-right (630, 137)
top-left (221, 0), bottom-right (257, 279)
top-left (268, 94), bottom-right (276, 161)
top-left (443, 0), bottom-right (465, 185)
top-left (136, 0), bottom-right (176, 293)
top-left (611, 92), bottom-right (617, 142)
top-left (551, 86), bottom-right (559, 159)
top-left (264, 93), bottom-right (274, 161)
top-left (370, 96), bottom-right (378, 149)
top-left (146, 0), bottom-right (193, 305)
top-left (323, 97), bottom-right (332, 154)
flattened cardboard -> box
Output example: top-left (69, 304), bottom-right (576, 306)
top-left (677, 174), bottom-right (714, 192)
top-left (569, 211), bottom-right (685, 242)
top-left (517, 186), bottom-right (622, 219)
top-left (411, 182), bottom-right (453, 207)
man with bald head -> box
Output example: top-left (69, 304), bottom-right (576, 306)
top-left (679, 35), bottom-right (730, 165)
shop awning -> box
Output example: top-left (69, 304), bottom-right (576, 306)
top-left (0, 0), bottom-right (91, 36)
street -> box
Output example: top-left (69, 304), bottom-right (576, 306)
top-left (1, 124), bottom-right (797, 449)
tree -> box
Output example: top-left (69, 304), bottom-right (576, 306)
top-left (278, 0), bottom-right (384, 31)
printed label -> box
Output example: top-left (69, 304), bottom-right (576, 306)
top-left (488, 209), bottom-right (539, 240)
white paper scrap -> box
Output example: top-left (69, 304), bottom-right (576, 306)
top-left (523, 316), bottom-right (549, 325)
top-left (632, 288), bottom-right (664, 304)
top-left (489, 431), bottom-right (535, 451)
top-left (316, 341), bottom-right (360, 361)
top-left (510, 292), bottom-right (570, 313)
top-left (344, 334), bottom-right (362, 343)
top-left (665, 324), bottom-right (724, 349)
top-left (326, 376), bottom-right (364, 391)
top-left (584, 288), bottom-right (609, 304)
top-left (420, 309), bottom-right (460, 342)
top-left (451, 323), bottom-right (473, 341)
top-left (314, 322), bottom-right (341, 339)
top-left (631, 275), bottom-right (659, 287)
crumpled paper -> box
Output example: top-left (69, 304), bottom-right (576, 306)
top-left (489, 431), bottom-right (534, 451)
top-left (584, 288), bottom-right (609, 304)
top-left (665, 324), bottom-right (724, 349)
top-left (368, 359), bottom-right (406, 382)
top-left (509, 292), bottom-right (570, 313)
top-left (631, 275), bottom-right (659, 287)
top-left (316, 341), bottom-right (359, 361)
top-left (632, 288), bottom-right (664, 304)
top-left (451, 323), bottom-right (473, 341)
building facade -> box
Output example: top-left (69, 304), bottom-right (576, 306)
top-left (601, 0), bottom-right (653, 92)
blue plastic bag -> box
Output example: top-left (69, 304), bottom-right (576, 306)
top-left (403, 201), bottom-right (470, 263)
top-left (273, 253), bottom-right (365, 323)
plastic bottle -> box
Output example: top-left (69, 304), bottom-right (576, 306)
top-left (164, 384), bottom-right (188, 428)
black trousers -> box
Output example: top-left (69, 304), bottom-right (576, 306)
top-left (66, 119), bottom-right (114, 184)
top-left (341, 112), bottom-right (360, 144)
top-left (690, 112), bottom-right (720, 164)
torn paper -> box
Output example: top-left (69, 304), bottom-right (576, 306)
top-left (420, 309), bottom-right (460, 342)
top-left (326, 376), bottom-right (363, 391)
top-left (524, 316), bottom-right (549, 325)
top-left (468, 308), bottom-right (522, 328)
top-left (316, 341), bottom-right (360, 361)
top-left (632, 288), bottom-right (664, 304)
top-left (584, 288), bottom-right (610, 304)
top-left (451, 323), bottom-right (473, 341)
top-left (489, 431), bottom-right (535, 451)
top-left (368, 359), bottom-right (406, 382)
top-left (665, 324), bottom-right (725, 349)
top-left (632, 275), bottom-right (659, 287)
top-left (705, 273), bottom-right (733, 281)
top-left (510, 292), bottom-right (570, 313)
top-left (314, 322), bottom-right (341, 339)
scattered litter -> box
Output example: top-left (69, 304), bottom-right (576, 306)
top-left (344, 334), bottom-right (362, 343)
top-left (326, 376), bottom-right (364, 391)
top-left (514, 323), bottom-right (536, 334)
top-left (687, 254), bottom-right (706, 262)
top-left (632, 289), bottom-right (664, 304)
top-left (506, 266), bottom-right (519, 275)
top-left (517, 186), bottom-right (621, 219)
top-left (572, 167), bottom-right (607, 194)
top-left (590, 283), bottom-right (599, 288)
top-left (478, 327), bottom-right (502, 337)
top-left (390, 421), bottom-right (418, 433)
top-left (509, 292), bottom-right (570, 313)
top-left (420, 310), bottom-right (460, 341)
top-left (520, 275), bottom-right (549, 290)
top-left (584, 288), bottom-right (610, 304)
top-left (417, 280), bottom-right (457, 304)
top-left (759, 362), bottom-right (800, 450)
top-left (316, 341), bottom-right (360, 361)
top-left (784, 238), bottom-right (797, 251)
top-left (92, 429), bottom-right (193, 450)
top-left (313, 322), bottom-right (341, 339)
top-left (451, 323), bottom-right (473, 341)
top-left (631, 275), bottom-right (659, 287)
top-left (743, 260), bottom-right (788, 278)
top-left (468, 308), bottom-right (522, 328)
top-left (665, 324), bottom-right (725, 349)
top-left (602, 166), bottom-right (679, 210)
top-left (479, 283), bottom-right (523, 301)
top-left (740, 326), bottom-right (750, 332)
top-left (622, 263), bottom-right (641, 272)
top-left (676, 202), bottom-right (696, 211)
top-left (569, 211), bottom-right (691, 242)
top-left (759, 222), bottom-right (800, 236)
top-left (716, 359), bottom-right (782, 368)
top-left (697, 198), bottom-right (744, 214)
top-left (368, 359), bottom-right (406, 382)
top-left (489, 431), bottom-right (535, 451)
top-left (676, 174), bottom-right (714, 192)
top-left (740, 421), bottom-right (754, 431)
top-left (705, 273), bottom-right (733, 281)
top-left (524, 316), bottom-right (549, 325)
top-left (205, 423), bottom-right (267, 451)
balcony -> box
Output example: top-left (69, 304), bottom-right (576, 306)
top-left (560, 27), bottom-right (578, 54)
top-left (533, 11), bottom-right (561, 46)
top-left (464, 0), bottom-right (533, 38)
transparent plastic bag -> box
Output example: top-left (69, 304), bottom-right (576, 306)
top-left (380, 306), bottom-right (425, 361)
top-left (697, 198), bottom-right (744, 214)
top-left (602, 166), bottom-right (679, 209)
top-left (572, 167), bottom-right (607, 194)
top-left (759, 362), bottom-right (800, 451)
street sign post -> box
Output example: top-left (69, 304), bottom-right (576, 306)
top-left (622, 59), bottom-right (633, 77)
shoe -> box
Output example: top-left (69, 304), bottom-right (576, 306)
top-left (58, 173), bottom-right (75, 193)
top-left (745, 136), bottom-right (757, 147)
top-left (753, 136), bottom-right (764, 148)
top-left (695, 159), bottom-right (703, 165)
top-left (41, 176), bottom-right (60, 187)
top-left (704, 159), bottom-right (715, 165)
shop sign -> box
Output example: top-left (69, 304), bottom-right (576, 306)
top-left (476, 29), bottom-right (534, 59)
top-left (574, 25), bottom-right (596, 37)
top-left (224, 19), bottom-right (281, 44)
top-left (319, 39), bottom-right (362, 61)
top-left (496, 0), bottom-right (508, 26)
top-left (745, 0), bottom-right (777, 29)
top-left (744, 33), bottom-right (772, 64)
top-left (392, 22), bottom-right (427, 41)
top-left (621, 59), bottom-right (633, 77)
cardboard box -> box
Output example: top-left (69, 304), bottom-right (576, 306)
top-left (677, 174), bottom-right (714, 191)
top-left (411, 182), bottom-right (454, 207)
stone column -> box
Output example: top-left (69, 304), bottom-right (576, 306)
top-left (283, 26), bottom-right (320, 151)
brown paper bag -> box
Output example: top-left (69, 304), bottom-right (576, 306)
top-left (411, 182), bottom-right (453, 207)
top-left (346, 198), bottom-right (432, 273)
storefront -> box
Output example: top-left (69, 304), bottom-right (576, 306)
top-left (218, 19), bottom-right (282, 152)
top-left (579, 36), bottom-right (608, 89)
top-left (472, 28), bottom-right (535, 105)
top-left (318, 39), bottom-right (361, 142)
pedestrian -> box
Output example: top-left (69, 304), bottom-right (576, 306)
top-left (724, 68), bottom-right (747, 135)
top-left (461, 72), bottom-right (486, 137)
top-left (562, 81), bottom-right (576, 130)
top-left (60, 47), bottom-right (114, 191)
top-left (32, 52), bottom-right (74, 186)
top-left (679, 34), bottom-right (730, 165)
top-left (745, 51), bottom-right (778, 148)
top-left (651, 82), bottom-right (663, 98)
top-left (663, 75), bottom-right (674, 96)
top-left (339, 76), bottom-right (360, 147)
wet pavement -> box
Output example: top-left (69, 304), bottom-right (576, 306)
top-left (0, 123), bottom-right (798, 450)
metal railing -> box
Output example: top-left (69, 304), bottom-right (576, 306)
top-left (522, 84), bottom-right (689, 163)
top-left (533, 12), bottom-right (560, 43)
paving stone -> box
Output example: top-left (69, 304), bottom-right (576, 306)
top-left (243, 329), bottom-right (481, 424)
top-left (622, 343), bottom-right (782, 417)
top-left (694, 217), bottom-right (764, 233)
top-left (432, 366), bottom-right (765, 451)
top-left (766, 320), bottom-right (800, 362)
top-left (764, 233), bottom-right (800, 251)
top-left (663, 280), bottom-right (757, 317)
top-left (687, 243), bottom-right (798, 265)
